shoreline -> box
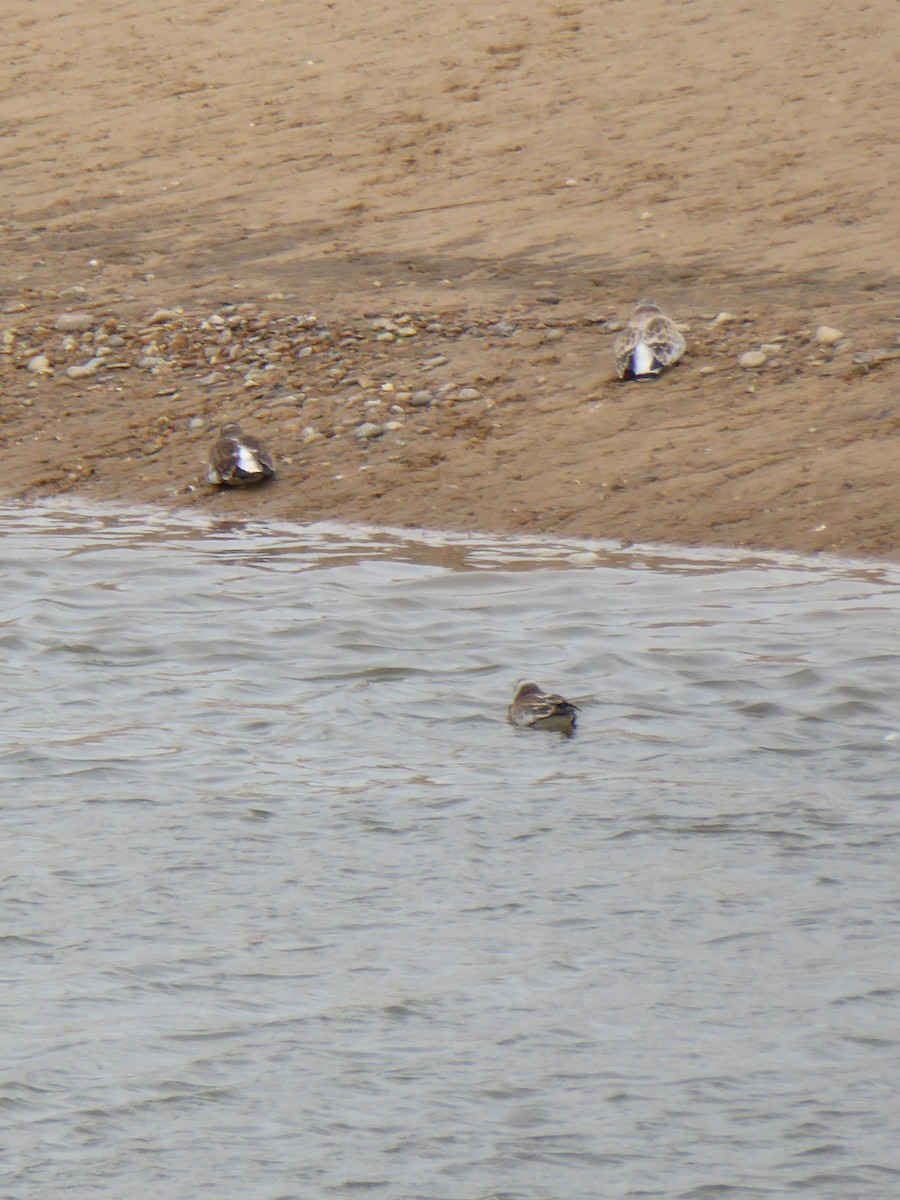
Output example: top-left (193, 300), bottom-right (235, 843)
top-left (9, 490), bottom-right (900, 583)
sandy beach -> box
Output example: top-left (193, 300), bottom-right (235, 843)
top-left (2, 0), bottom-right (898, 558)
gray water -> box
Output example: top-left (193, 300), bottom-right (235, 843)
top-left (2, 501), bottom-right (899, 1200)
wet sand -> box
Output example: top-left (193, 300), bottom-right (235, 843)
top-left (2, 0), bottom-right (898, 558)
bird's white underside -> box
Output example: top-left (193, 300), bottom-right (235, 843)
top-left (632, 340), bottom-right (656, 376)
top-left (236, 445), bottom-right (261, 473)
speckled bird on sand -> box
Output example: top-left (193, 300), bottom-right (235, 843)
top-left (206, 422), bottom-right (276, 487)
top-left (614, 299), bottom-right (686, 380)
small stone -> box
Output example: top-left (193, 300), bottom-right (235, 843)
top-left (852, 348), bottom-right (897, 370)
top-left (814, 325), bottom-right (843, 347)
top-left (738, 350), bottom-right (767, 369)
top-left (265, 399), bottom-right (294, 417)
top-left (354, 422), bottom-right (384, 441)
top-left (196, 372), bottom-right (221, 386)
top-left (106, 334), bottom-right (127, 348)
top-left (26, 354), bottom-right (52, 375)
top-left (422, 354), bottom-right (448, 369)
top-left (55, 312), bottom-right (94, 332)
top-left (384, 420), bottom-right (403, 431)
top-left (543, 329), bottom-right (565, 342)
top-left (395, 325), bottom-right (418, 337)
top-left (146, 308), bottom-right (181, 326)
top-left (408, 390), bottom-right (432, 407)
top-left (375, 331), bottom-right (395, 343)
top-left (456, 387), bottom-right (481, 401)
top-left (492, 319), bottom-right (516, 337)
top-left (188, 416), bottom-right (206, 431)
top-left (759, 343), bottom-right (783, 355)
top-left (137, 356), bottom-right (162, 370)
top-left (711, 311), bottom-right (737, 326)
top-left (66, 358), bottom-right (102, 379)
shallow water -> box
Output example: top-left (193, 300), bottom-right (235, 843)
top-left (3, 501), bottom-right (899, 1200)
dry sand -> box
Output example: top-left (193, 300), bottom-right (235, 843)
top-left (2, 0), bottom-right (898, 558)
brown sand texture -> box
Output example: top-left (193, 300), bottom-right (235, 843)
top-left (2, 0), bottom-right (899, 558)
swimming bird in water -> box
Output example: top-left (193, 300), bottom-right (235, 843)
top-left (614, 299), bottom-right (686, 380)
top-left (508, 681), bottom-right (579, 735)
top-left (206, 422), bottom-right (276, 486)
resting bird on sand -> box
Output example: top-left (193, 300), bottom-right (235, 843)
top-left (508, 681), bottom-right (579, 735)
top-left (206, 422), bottom-right (276, 486)
top-left (614, 299), bottom-right (686, 380)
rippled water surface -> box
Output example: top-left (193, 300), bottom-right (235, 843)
top-left (3, 501), bottom-right (899, 1200)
